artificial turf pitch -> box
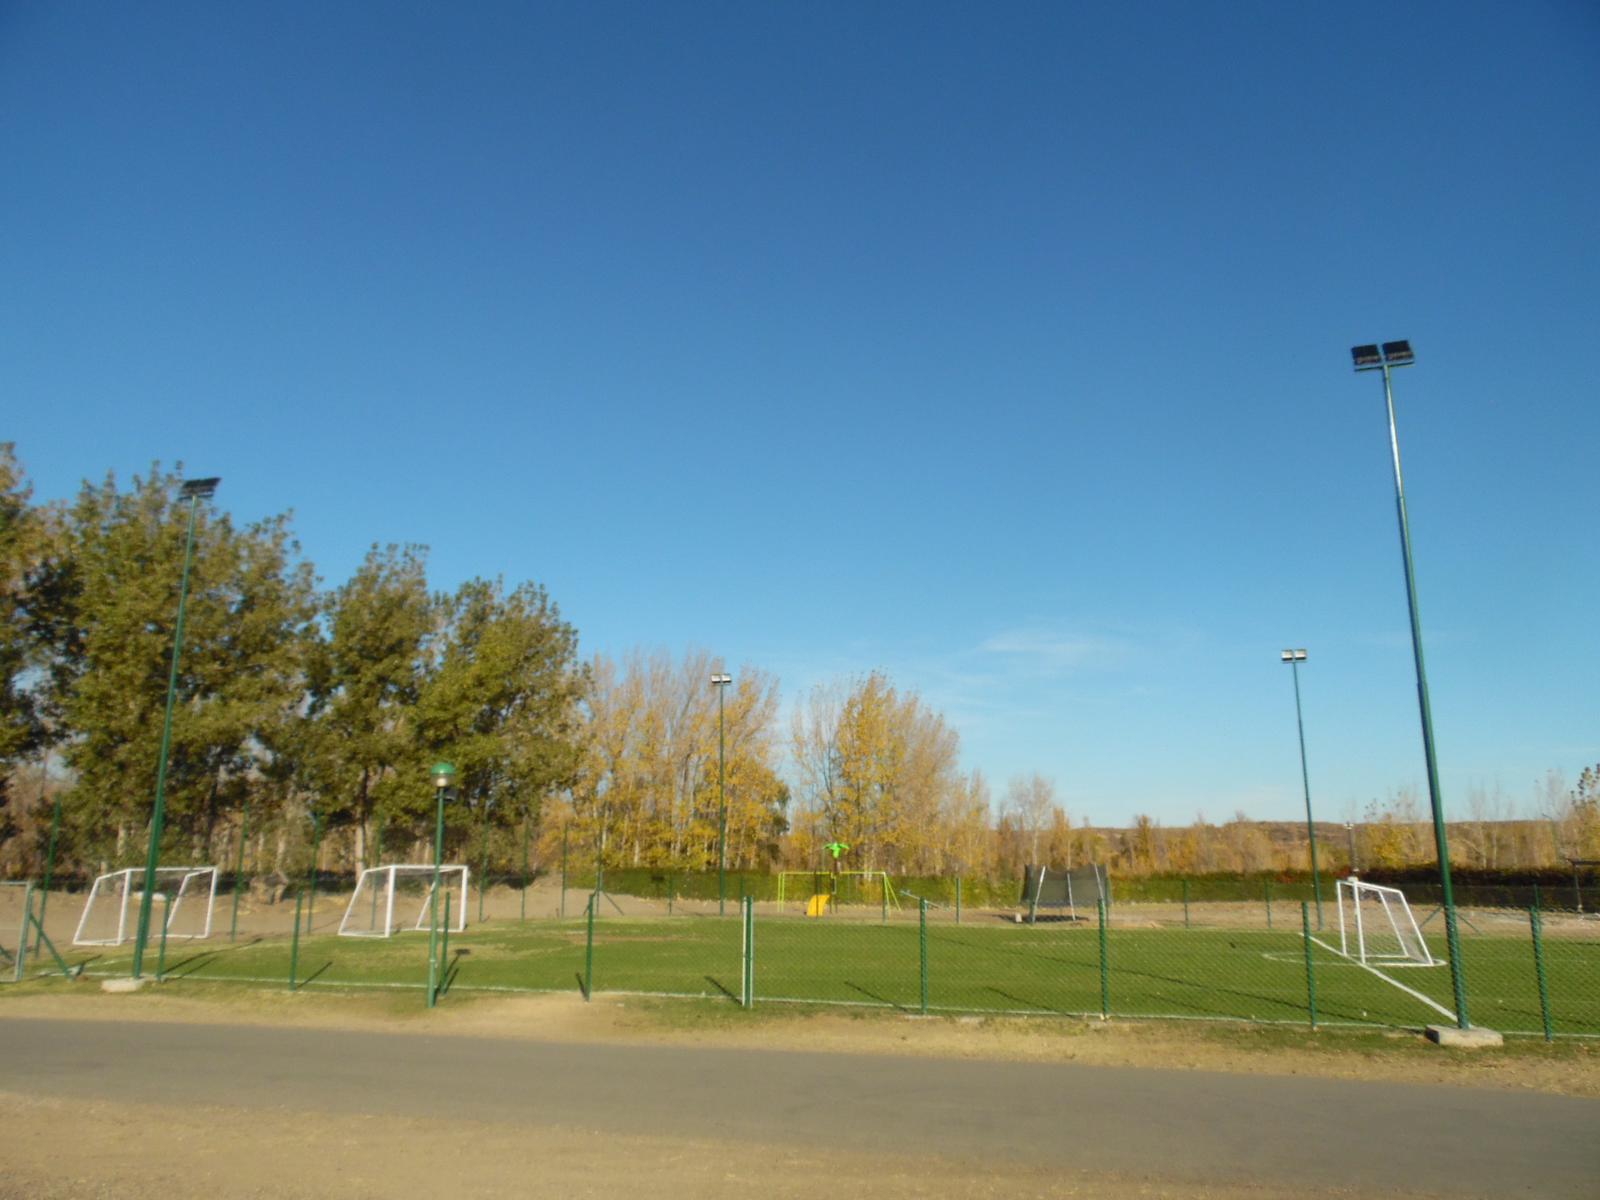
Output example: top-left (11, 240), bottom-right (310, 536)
top-left (49, 913), bottom-right (1600, 1038)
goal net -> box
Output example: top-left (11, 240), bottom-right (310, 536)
top-left (72, 867), bottom-right (218, 946)
top-left (1021, 864), bottom-right (1110, 921)
top-left (338, 865), bottom-right (470, 937)
top-left (775, 870), bottom-right (899, 913)
top-left (1336, 877), bottom-right (1437, 967)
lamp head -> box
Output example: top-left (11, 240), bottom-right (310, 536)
top-left (1280, 649), bottom-right (1307, 663)
top-left (710, 673), bottom-right (732, 686)
top-left (180, 477), bottom-right (221, 500)
top-left (431, 762), bottom-right (456, 789)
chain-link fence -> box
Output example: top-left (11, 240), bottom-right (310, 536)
top-left (9, 872), bottom-right (1596, 1039)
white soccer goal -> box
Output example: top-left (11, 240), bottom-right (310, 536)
top-left (1336, 876), bottom-right (1438, 967)
top-left (338, 865), bottom-right (470, 938)
top-left (73, 867), bottom-right (218, 947)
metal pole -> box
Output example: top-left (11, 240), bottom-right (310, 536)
top-left (955, 877), bottom-right (962, 925)
top-left (717, 682), bottom-right (727, 917)
top-left (229, 799), bottom-right (248, 942)
top-left (919, 897), bottom-right (929, 1015)
top-left (1265, 879), bottom-right (1273, 930)
top-left (426, 782), bottom-right (446, 1009)
top-left (156, 893), bottom-right (172, 982)
top-left (478, 796), bottom-right (490, 924)
top-left (1529, 907), bottom-right (1553, 1042)
top-left (1097, 898), bottom-right (1110, 1019)
top-left (289, 889), bottom-right (303, 992)
top-left (560, 824), bottom-right (568, 919)
top-left (1300, 901), bottom-right (1318, 1029)
top-left (521, 811), bottom-right (530, 923)
top-left (36, 791), bottom-right (61, 953)
top-left (1183, 878), bottom-right (1190, 929)
top-left (304, 808), bottom-right (321, 936)
top-left (583, 892), bottom-right (595, 1000)
top-left (132, 489), bottom-right (205, 980)
top-left (1346, 822), bottom-right (1357, 872)
top-left (1378, 362), bottom-right (1470, 1028)
top-left (1289, 658), bottom-right (1324, 929)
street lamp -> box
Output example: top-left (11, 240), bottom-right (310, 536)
top-left (427, 761), bottom-right (455, 1007)
top-left (131, 476), bottom-right (220, 980)
top-left (1351, 339), bottom-right (1470, 1028)
top-left (711, 672), bottom-right (732, 917)
top-left (1280, 649), bottom-right (1323, 929)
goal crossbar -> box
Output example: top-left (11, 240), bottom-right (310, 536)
top-left (776, 870), bottom-right (900, 912)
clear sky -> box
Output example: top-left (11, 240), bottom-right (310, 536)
top-left (4, 2), bottom-right (1597, 827)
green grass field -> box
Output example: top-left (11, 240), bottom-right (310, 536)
top-left (42, 912), bottom-right (1600, 1038)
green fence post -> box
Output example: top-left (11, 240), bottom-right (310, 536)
top-left (1265, 880), bottom-right (1273, 930)
top-left (156, 892), bottom-right (172, 983)
top-left (36, 795), bottom-right (61, 953)
top-left (743, 896), bottom-right (755, 1010)
top-left (583, 892), bottom-right (595, 1001)
top-left (1182, 878), bottom-right (1190, 929)
top-left (882, 878), bottom-right (888, 926)
top-left (955, 877), bottom-right (962, 925)
top-left (1529, 907), bottom-right (1553, 1043)
top-left (1097, 898), bottom-right (1110, 1019)
top-left (289, 890), bottom-right (303, 993)
top-left (439, 891), bottom-right (452, 998)
top-left (230, 799), bottom-right (249, 942)
top-left (919, 898), bottom-right (929, 1015)
top-left (668, 873), bottom-right (675, 917)
top-left (1300, 901), bottom-right (1318, 1029)
top-left (13, 883), bottom-right (32, 983)
top-left (304, 809), bottom-right (322, 937)
top-left (1532, 882), bottom-right (1541, 914)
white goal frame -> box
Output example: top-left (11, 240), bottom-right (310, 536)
top-left (1336, 876), bottom-right (1439, 967)
top-left (72, 866), bottom-right (218, 947)
top-left (338, 865), bottom-right (470, 938)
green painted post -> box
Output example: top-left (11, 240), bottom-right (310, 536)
top-left (1286, 652), bottom-right (1325, 930)
top-left (583, 892), bottom-right (595, 1001)
top-left (1182, 878), bottom-right (1190, 929)
top-left (370, 813), bottom-right (383, 928)
top-left (35, 794), bottom-right (61, 953)
top-left (289, 890), bottom-right (303, 992)
top-left (1529, 907), bottom-right (1553, 1042)
top-left (1097, 898), bottom-right (1110, 1019)
top-left (1300, 901), bottom-right (1318, 1029)
top-left (559, 825), bottom-right (568, 919)
top-left (1358, 347), bottom-right (1470, 1027)
top-left (1265, 880), bottom-right (1273, 930)
top-left (715, 674), bottom-right (728, 917)
top-left (667, 874), bottom-right (675, 917)
top-left (955, 877), bottom-right (962, 925)
top-left (1532, 882), bottom-right (1542, 913)
top-left (742, 896), bottom-right (755, 1010)
top-left (439, 891), bottom-right (452, 997)
top-left (131, 480), bottom-right (213, 981)
top-left (919, 898), bottom-right (929, 1016)
top-left (229, 799), bottom-right (248, 942)
top-left (156, 893), bottom-right (172, 982)
top-left (477, 799), bottom-right (491, 924)
top-left (425, 765), bottom-right (452, 1010)
top-left (13, 883), bottom-right (32, 983)
top-left (882, 877), bottom-right (888, 926)
top-left (305, 809), bottom-right (322, 936)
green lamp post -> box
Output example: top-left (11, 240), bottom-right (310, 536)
top-left (427, 761), bottom-right (454, 1007)
top-left (1280, 649), bottom-right (1323, 929)
top-left (1351, 340), bottom-right (1469, 1029)
top-left (131, 476), bottom-right (219, 980)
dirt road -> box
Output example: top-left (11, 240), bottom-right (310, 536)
top-left (1, 1013), bottom-right (1594, 1199)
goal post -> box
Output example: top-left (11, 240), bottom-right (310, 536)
top-left (1336, 876), bottom-right (1438, 967)
top-left (72, 867), bottom-right (218, 947)
top-left (339, 865), bottom-right (470, 938)
top-left (776, 870), bottom-right (899, 913)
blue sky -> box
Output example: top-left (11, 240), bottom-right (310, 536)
top-left (4, 2), bottom-right (1597, 826)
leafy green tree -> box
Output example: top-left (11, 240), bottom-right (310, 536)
top-left (414, 578), bottom-right (586, 863)
top-left (301, 543), bottom-right (436, 868)
top-left (42, 466), bottom-right (316, 868)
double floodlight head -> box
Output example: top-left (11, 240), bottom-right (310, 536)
top-left (710, 673), bottom-right (732, 686)
top-left (431, 762), bottom-right (456, 789)
top-left (179, 476), bottom-right (221, 500)
top-left (1280, 649), bottom-right (1307, 663)
top-left (1350, 340), bottom-right (1414, 372)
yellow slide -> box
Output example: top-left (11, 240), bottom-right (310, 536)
top-left (805, 893), bottom-right (831, 917)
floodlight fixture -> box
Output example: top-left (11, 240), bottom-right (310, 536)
top-left (1351, 340), bottom-right (1413, 372)
top-left (710, 673), bottom-right (732, 686)
top-left (179, 476), bottom-right (221, 499)
top-left (1280, 648), bottom-right (1307, 663)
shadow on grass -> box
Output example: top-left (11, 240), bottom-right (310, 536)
top-left (844, 980), bottom-right (911, 1012)
top-left (704, 974), bottom-right (739, 1002)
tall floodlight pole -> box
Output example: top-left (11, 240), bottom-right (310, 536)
top-left (427, 762), bottom-right (454, 1008)
top-left (131, 476), bottom-right (220, 980)
top-left (711, 672), bottom-right (732, 917)
top-left (1280, 650), bottom-right (1323, 929)
top-left (1351, 340), bottom-right (1469, 1028)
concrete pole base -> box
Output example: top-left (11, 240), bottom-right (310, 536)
top-left (1426, 1023), bottom-right (1503, 1048)
top-left (100, 977), bottom-right (149, 994)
